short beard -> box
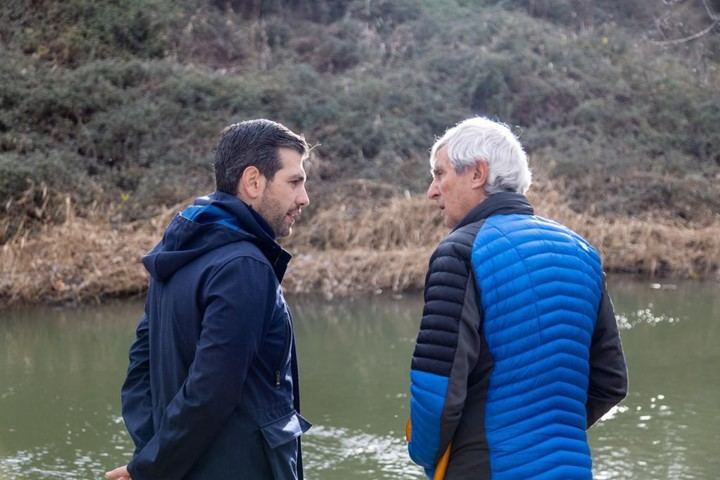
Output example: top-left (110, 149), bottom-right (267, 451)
top-left (256, 196), bottom-right (291, 238)
top-left (272, 217), bottom-right (291, 238)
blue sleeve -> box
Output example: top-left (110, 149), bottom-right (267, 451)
top-left (587, 283), bottom-right (628, 427)
top-left (121, 310), bottom-right (154, 452)
top-left (409, 370), bottom-right (449, 476)
top-left (127, 258), bottom-right (276, 480)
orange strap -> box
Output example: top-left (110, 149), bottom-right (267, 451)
top-left (406, 418), bottom-right (451, 480)
top-left (433, 445), bottom-right (451, 480)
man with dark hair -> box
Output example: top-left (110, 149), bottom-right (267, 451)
top-left (106, 119), bottom-right (312, 480)
top-left (407, 117), bottom-right (627, 479)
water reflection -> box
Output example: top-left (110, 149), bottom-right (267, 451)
top-left (0, 302), bottom-right (140, 480)
top-left (0, 279), bottom-right (718, 479)
top-left (590, 278), bottom-right (720, 480)
top-left (304, 426), bottom-right (421, 479)
top-left (292, 293), bottom-right (424, 479)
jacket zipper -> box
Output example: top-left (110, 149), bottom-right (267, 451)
top-left (275, 313), bottom-right (292, 388)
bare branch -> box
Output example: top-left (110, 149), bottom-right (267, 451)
top-left (701, 0), bottom-right (720, 21)
top-left (651, 19), bottom-right (719, 45)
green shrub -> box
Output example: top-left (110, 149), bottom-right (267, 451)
top-left (1, 0), bottom-right (174, 66)
top-left (0, 0), bottom-right (718, 230)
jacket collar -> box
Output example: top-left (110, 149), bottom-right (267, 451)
top-left (453, 192), bottom-right (534, 232)
top-left (145, 192), bottom-right (292, 282)
top-left (221, 194), bottom-right (292, 281)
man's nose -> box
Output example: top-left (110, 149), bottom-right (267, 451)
top-left (427, 180), bottom-right (439, 200)
top-left (298, 186), bottom-right (310, 207)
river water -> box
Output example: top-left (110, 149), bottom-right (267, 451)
top-left (1, 278), bottom-right (718, 479)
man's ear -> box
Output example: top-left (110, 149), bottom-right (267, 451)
top-left (471, 160), bottom-right (489, 190)
top-left (237, 166), bottom-right (267, 203)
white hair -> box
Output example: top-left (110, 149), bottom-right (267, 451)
top-left (430, 117), bottom-right (532, 194)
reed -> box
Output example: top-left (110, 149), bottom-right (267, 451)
top-left (0, 198), bottom-right (170, 305)
top-left (1, 184), bottom-right (718, 305)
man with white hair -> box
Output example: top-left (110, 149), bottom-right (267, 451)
top-left (407, 117), bottom-right (627, 479)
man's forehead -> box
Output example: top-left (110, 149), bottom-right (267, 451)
top-left (431, 146), bottom-right (450, 170)
top-left (435, 145), bottom-right (451, 162)
top-left (278, 160), bottom-right (306, 179)
top-left (277, 147), bottom-right (305, 166)
top-left (277, 146), bottom-right (303, 162)
top-left (278, 164), bottom-right (305, 176)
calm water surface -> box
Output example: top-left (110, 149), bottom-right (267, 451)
top-left (1, 278), bottom-right (718, 479)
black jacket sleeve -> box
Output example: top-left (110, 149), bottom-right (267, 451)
top-left (127, 258), bottom-right (276, 480)
top-left (587, 282), bottom-right (628, 427)
top-left (409, 227), bottom-right (481, 475)
top-left (121, 309), bottom-right (154, 452)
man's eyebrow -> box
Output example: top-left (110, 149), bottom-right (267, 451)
top-left (288, 172), bottom-right (307, 181)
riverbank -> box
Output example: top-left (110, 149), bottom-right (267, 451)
top-left (1, 178), bottom-right (718, 306)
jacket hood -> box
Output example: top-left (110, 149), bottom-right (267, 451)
top-left (142, 191), bottom-right (290, 281)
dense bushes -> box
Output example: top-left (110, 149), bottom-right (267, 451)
top-left (1, 0), bottom-right (719, 239)
top-left (0, 0), bottom-right (171, 65)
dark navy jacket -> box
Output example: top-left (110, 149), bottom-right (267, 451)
top-left (409, 192), bottom-right (627, 479)
top-left (121, 192), bottom-right (310, 480)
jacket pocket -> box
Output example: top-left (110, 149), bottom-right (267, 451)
top-left (260, 412), bottom-right (312, 480)
top-left (260, 411), bottom-right (311, 449)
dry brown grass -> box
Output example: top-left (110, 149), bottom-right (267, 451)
top-left (0, 199), bottom-right (176, 305)
top-left (285, 194), bottom-right (446, 251)
top-left (528, 177), bottom-right (720, 278)
top-left (283, 247), bottom-right (432, 299)
top-left (2, 181), bottom-right (718, 306)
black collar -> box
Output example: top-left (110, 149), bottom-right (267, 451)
top-left (453, 192), bottom-right (534, 232)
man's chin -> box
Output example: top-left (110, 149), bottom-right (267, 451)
top-left (443, 217), bottom-right (457, 229)
top-left (276, 226), bottom-right (292, 238)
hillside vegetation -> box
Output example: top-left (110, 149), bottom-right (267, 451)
top-left (1, 0), bottom-right (719, 303)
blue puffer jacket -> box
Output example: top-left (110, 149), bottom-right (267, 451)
top-left (409, 192), bottom-right (627, 479)
top-left (121, 192), bottom-right (310, 480)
